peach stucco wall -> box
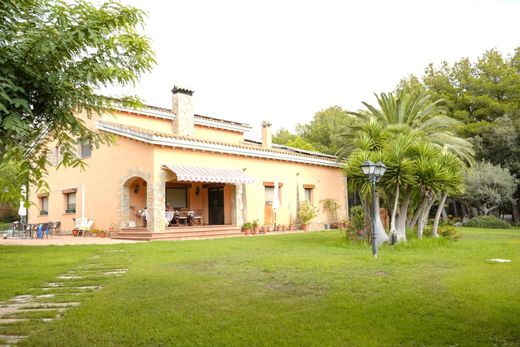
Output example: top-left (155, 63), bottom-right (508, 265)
top-left (29, 136), bottom-right (154, 232)
top-left (154, 147), bottom-right (346, 228)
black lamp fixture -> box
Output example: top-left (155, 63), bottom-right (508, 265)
top-left (360, 160), bottom-right (387, 258)
top-left (134, 183), bottom-right (140, 194)
top-left (195, 186), bottom-right (200, 196)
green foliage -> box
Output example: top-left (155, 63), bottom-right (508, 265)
top-left (462, 162), bottom-right (517, 215)
top-left (464, 215), bottom-right (511, 229)
top-left (272, 128), bottom-right (297, 145)
top-left (0, 0), bottom-right (155, 203)
top-left (321, 198), bottom-right (340, 222)
top-left (286, 137), bottom-right (317, 151)
top-left (423, 224), bottom-right (463, 241)
top-left (349, 205), bottom-right (365, 231)
top-left (252, 219), bottom-right (259, 228)
top-left (296, 106), bottom-right (352, 155)
top-left (0, 222), bottom-right (11, 231)
top-left (242, 221), bottom-right (252, 229)
top-left (298, 200), bottom-right (317, 224)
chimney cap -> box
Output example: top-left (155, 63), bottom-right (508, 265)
top-left (262, 120), bottom-right (272, 128)
top-left (172, 85), bottom-right (194, 96)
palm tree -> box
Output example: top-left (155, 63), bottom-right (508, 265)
top-left (431, 149), bottom-right (464, 237)
top-left (347, 90), bottom-right (474, 164)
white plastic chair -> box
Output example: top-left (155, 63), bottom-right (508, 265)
top-left (75, 218), bottom-right (94, 237)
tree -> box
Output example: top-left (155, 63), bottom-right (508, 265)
top-left (296, 106), bottom-right (353, 155)
top-left (0, 0), bottom-right (155, 203)
top-left (272, 128), bottom-right (297, 146)
top-left (462, 162), bottom-right (517, 216)
top-left (343, 90), bottom-right (473, 242)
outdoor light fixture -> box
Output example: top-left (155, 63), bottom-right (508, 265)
top-left (361, 160), bottom-right (387, 258)
top-left (195, 186), bottom-right (200, 196)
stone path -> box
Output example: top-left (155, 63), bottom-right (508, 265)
top-left (0, 250), bottom-right (130, 346)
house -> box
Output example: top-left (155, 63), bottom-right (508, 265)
top-left (28, 86), bottom-right (348, 239)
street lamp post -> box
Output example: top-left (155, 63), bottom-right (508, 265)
top-left (361, 160), bottom-right (387, 258)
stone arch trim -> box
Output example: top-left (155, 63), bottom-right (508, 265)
top-left (119, 169), bottom-right (153, 231)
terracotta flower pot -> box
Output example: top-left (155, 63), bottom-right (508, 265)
top-left (99, 231), bottom-right (106, 238)
top-left (301, 224), bottom-right (309, 231)
top-left (72, 229), bottom-right (78, 237)
top-left (254, 227), bottom-right (260, 234)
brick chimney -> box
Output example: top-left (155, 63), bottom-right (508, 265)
top-left (261, 121), bottom-right (272, 149)
top-left (172, 85), bottom-right (194, 136)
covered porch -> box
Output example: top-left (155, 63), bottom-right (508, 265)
top-left (117, 165), bottom-right (254, 239)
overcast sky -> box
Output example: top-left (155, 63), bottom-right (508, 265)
top-left (109, 0), bottom-right (520, 138)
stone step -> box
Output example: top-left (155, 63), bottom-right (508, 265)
top-left (113, 226), bottom-right (243, 241)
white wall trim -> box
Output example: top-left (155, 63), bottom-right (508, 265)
top-left (97, 121), bottom-right (342, 168)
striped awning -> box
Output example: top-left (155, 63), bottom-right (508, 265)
top-left (163, 164), bottom-right (255, 184)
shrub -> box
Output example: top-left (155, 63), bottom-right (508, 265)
top-left (349, 205), bottom-right (364, 231)
top-left (299, 201), bottom-right (317, 225)
top-left (464, 215), bottom-right (511, 229)
top-left (0, 222), bottom-right (11, 231)
top-left (423, 224), bottom-right (463, 241)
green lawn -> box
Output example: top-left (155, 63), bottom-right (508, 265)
top-left (1, 228), bottom-right (519, 346)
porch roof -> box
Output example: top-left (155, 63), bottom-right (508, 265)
top-left (163, 164), bottom-right (255, 184)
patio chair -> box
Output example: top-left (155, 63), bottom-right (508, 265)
top-left (49, 222), bottom-right (61, 236)
top-left (36, 223), bottom-right (48, 239)
top-left (74, 218), bottom-right (94, 237)
top-left (29, 224), bottom-right (38, 239)
top-left (193, 209), bottom-right (203, 225)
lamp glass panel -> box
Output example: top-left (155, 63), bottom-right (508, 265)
top-left (361, 160), bottom-right (372, 175)
top-left (379, 163), bottom-right (387, 176)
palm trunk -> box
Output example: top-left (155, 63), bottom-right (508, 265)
top-left (432, 192), bottom-right (448, 237)
top-left (374, 192), bottom-right (389, 246)
top-left (417, 194), bottom-right (436, 238)
top-left (410, 194), bottom-right (429, 230)
top-left (388, 182), bottom-right (400, 244)
top-left (396, 185), bottom-right (413, 242)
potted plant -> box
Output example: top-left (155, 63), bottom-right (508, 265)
top-left (98, 230), bottom-right (106, 238)
top-left (299, 201), bottom-right (317, 231)
top-left (321, 198), bottom-right (340, 229)
top-left (90, 228), bottom-right (99, 237)
top-left (242, 222), bottom-right (252, 235)
top-left (252, 220), bottom-right (260, 234)
top-left (281, 224), bottom-right (287, 231)
top-left (264, 225), bottom-right (271, 232)
top-left (108, 223), bottom-right (116, 238)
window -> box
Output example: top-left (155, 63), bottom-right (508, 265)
top-left (303, 184), bottom-right (315, 203)
top-left (264, 186), bottom-right (274, 205)
top-left (40, 196), bottom-right (48, 215)
top-left (65, 192), bottom-right (76, 213)
top-left (166, 188), bottom-right (187, 208)
top-left (81, 140), bottom-right (92, 158)
top-left (263, 182), bottom-right (282, 206)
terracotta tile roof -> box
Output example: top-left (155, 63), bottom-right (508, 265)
top-left (136, 103), bottom-right (252, 129)
top-left (97, 121), bottom-right (340, 165)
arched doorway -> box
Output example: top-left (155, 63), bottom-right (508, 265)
top-left (121, 176), bottom-right (151, 230)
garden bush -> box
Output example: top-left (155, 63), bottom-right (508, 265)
top-left (0, 222), bottom-right (11, 231)
top-left (423, 224), bottom-right (463, 241)
top-left (463, 215), bottom-right (511, 229)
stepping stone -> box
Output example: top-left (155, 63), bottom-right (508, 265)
top-left (57, 275), bottom-right (82, 280)
top-left (75, 286), bottom-right (102, 290)
top-left (44, 282), bottom-right (64, 287)
top-left (0, 318), bottom-right (29, 324)
top-left (487, 258), bottom-right (511, 263)
top-left (104, 269), bottom-right (127, 275)
top-left (36, 294), bottom-right (55, 299)
top-left (0, 334), bottom-right (27, 344)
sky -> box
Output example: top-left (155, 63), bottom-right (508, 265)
top-left (108, 0), bottom-right (520, 139)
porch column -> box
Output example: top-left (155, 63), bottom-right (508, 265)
top-left (232, 183), bottom-right (244, 226)
top-left (150, 180), bottom-right (165, 233)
